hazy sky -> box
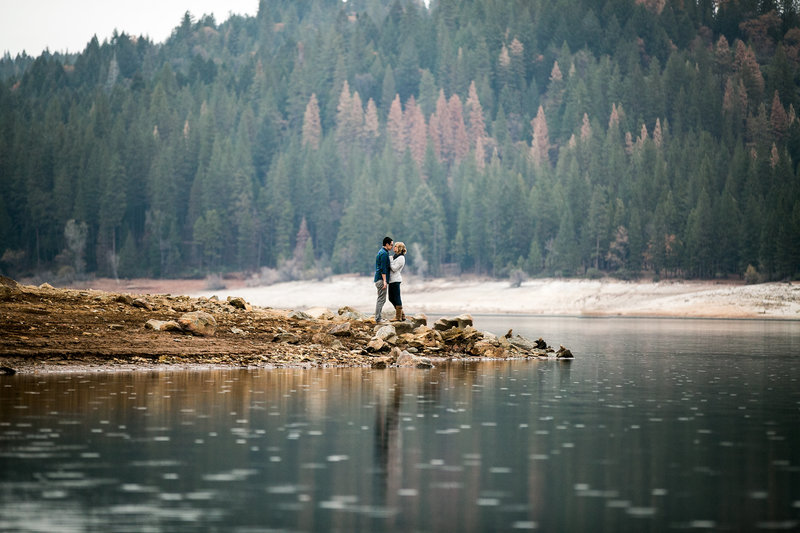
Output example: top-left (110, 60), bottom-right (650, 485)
top-left (0, 0), bottom-right (259, 57)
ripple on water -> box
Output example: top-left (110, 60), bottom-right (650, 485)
top-left (756, 520), bottom-right (800, 530)
top-left (202, 469), bottom-right (259, 482)
top-left (626, 507), bottom-right (657, 518)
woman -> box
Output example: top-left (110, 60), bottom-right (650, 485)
top-left (388, 241), bottom-right (406, 321)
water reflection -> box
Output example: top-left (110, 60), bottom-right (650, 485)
top-left (1, 318), bottom-right (799, 532)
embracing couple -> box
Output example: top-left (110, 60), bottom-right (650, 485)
top-left (373, 236), bottom-right (407, 323)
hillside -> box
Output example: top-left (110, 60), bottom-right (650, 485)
top-left (1, 0), bottom-right (799, 284)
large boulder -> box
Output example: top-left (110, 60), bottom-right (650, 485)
top-left (178, 311), bottom-right (217, 337)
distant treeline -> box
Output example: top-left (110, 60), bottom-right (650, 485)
top-left (1, 0), bottom-right (799, 282)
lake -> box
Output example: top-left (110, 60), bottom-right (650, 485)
top-left (1, 317), bottom-right (799, 532)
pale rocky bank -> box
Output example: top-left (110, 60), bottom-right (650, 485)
top-left (192, 276), bottom-right (800, 320)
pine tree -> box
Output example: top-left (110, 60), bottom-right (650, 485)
top-left (361, 98), bottom-right (380, 154)
top-left (386, 94), bottom-right (406, 158)
top-left (530, 105), bottom-right (550, 168)
top-left (448, 94), bottom-right (469, 164)
top-left (466, 80), bottom-right (487, 151)
top-left (302, 93), bottom-right (322, 150)
top-left (405, 96), bottom-right (428, 167)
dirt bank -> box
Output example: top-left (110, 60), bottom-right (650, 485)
top-left (0, 277), bottom-right (563, 374)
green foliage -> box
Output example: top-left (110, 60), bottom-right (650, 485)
top-left (1, 0), bottom-right (800, 281)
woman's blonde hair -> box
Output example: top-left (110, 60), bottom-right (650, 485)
top-left (394, 242), bottom-right (407, 255)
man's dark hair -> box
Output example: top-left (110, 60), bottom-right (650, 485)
top-left (383, 236), bottom-right (393, 246)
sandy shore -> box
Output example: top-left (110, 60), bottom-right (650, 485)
top-left (179, 276), bottom-right (800, 320)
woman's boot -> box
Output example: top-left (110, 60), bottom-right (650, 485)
top-left (397, 306), bottom-right (404, 321)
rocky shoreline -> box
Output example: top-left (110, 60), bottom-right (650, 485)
top-left (0, 276), bottom-right (571, 374)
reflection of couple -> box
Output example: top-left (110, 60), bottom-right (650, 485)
top-left (373, 236), bottom-right (407, 323)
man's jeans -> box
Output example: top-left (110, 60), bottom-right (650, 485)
top-left (375, 280), bottom-right (387, 320)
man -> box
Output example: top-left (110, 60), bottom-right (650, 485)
top-left (374, 236), bottom-right (393, 322)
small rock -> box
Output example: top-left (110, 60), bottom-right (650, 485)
top-left (108, 324), bottom-right (124, 330)
top-left (395, 350), bottom-right (416, 367)
top-left (306, 307), bottom-right (336, 320)
top-left (0, 286), bottom-right (14, 300)
top-left (38, 282), bottom-right (54, 290)
top-left (145, 319), bottom-right (181, 332)
top-left (508, 335), bottom-right (538, 352)
top-left (556, 345), bottom-right (574, 359)
top-left (433, 317), bottom-right (457, 331)
top-left (340, 311), bottom-right (366, 321)
top-left (371, 356), bottom-right (392, 368)
top-left (0, 366), bottom-right (16, 375)
top-left (367, 338), bottom-right (388, 352)
top-left (374, 325), bottom-right (397, 340)
top-left (392, 321), bottom-right (415, 335)
top-left (132, 298), bottom-right (152, 310)
top-left (230, 327), bottom-right (246, 335)
top-left (177, 311), bottom-right (217, 336)
top-left (227, 296), bottom-right (251, 311)
top-left (469, 340), bottom-right (506, 358)
top-left (274, 332), bottom-right (300, 344)
top-left (409, 314), bottom-right (427, 327)
top-left (288, 310), bottom-right (312, 320)
top-left (0, 275), bottom-right (20, 289)
top-left (329, 322), bottom-right (352, 336)
top-left (432, 314), bottom-right (473, 331)
top-left (115, 294), bottom-right (134, 305)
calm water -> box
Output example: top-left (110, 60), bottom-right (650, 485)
top-left (1, 317), bottom-right (799, 532)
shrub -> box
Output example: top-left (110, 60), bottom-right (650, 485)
top-left (744, 265), bottom-right (760, 285)
top-left (509, 268), bottom-right (528, 288)
top-left (586, 268), bottom-right (604, 279)
top-left (204, 274), bottom-right (226, 290)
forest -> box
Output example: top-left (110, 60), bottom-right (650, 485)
top-left (1, 0), bottom-right (799, 284)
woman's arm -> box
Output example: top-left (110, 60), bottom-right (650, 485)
top-left (390, 255), bottom-right (405, 272)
